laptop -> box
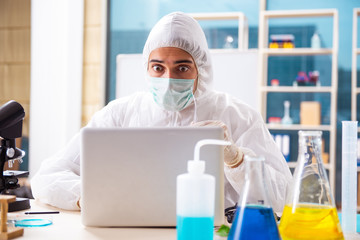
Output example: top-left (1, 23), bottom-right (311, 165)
top-left (80, 127), bottom-right (225, 227)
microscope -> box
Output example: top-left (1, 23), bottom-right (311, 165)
top-left (0, 100), bottom-right (30, 212)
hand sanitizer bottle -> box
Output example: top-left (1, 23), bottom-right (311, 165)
top-left (176, 139), bottom-right (231, 240)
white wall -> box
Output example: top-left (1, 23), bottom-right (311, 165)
top-left (29, 0), bottom-right (84, 177)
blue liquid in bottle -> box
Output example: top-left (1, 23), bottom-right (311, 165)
top-left (227, 205), bottom-right (280, 240)
top-left (177, 215), bottom-right (214, 240)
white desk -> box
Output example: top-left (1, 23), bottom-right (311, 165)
top-left (8, 200), bottom-right (177, 240)
top-left (7, 200), bottom-right (360, 240)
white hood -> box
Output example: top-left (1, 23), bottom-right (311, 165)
top-left (142, 12), bottom-right (213, 101)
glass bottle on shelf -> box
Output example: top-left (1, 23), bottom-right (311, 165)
top-left (279, 131), bottom-right (344, 240)
top-left (281, 100), bottom-right (293, 125)
top-left (227, 156), bottom-right (280, 240)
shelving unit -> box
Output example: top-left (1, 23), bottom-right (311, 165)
top-left (190, 12), bottom-right (249, 50)
top-left (261, 86), bottom-right (333, 93)
top-left (258, 9), bottom-right (339, 192)
top-left (262, 48), bottom-right (333, 55)
top-left (351, 9), bottom-right (360, 126)
top-left (267, 124), bottom-right (332, 131)
top-left (350, 8), bottom-right (360, 212)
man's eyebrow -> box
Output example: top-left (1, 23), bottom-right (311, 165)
top-left (174, 60), bottom-right (193, 64)
top-left (149, 59), bottom-right (164, 63)
top-left (149, 59), bottom-right (194, 64)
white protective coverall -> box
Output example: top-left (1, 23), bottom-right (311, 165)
top-left (31, 12), bottom-right (292, 212)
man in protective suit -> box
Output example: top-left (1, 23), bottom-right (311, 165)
top-left (31, 12), bottom-right (292, 213)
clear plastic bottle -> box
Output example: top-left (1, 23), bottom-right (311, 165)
top-left (177, 139), bottom-right (231, 240)
top-left (311, 32), bottom-right (321, 49)
top-left (279, 131), bottom-right (344, 240)
top-left (227, 156), bottom-right (280, 240)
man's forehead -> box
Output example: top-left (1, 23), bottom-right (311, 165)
top-left (149, 47), bottom-right (195, 64)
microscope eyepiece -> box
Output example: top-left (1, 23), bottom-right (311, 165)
top-left (0, 100), bottom-right (25, 139)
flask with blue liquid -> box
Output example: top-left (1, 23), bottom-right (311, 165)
top-left (227, 156), bottom-right (281, 240)
top-left (176, 139), bottom-right (231, 240)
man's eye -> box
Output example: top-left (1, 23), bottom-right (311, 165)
top-left (152, 65), bottom-right (163, 72)
top-left (178, 66), bottom-right (189, 72)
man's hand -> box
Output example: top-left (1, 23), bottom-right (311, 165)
top-left (191, 120), bottom-right (243, 168)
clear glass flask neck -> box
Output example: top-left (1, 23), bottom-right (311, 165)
top-left (291, 131), bottom-right (333, 206)
top-left (243, 156), bottom-right (271, 206)
top-left (298, 131), bottom-right (322, 163)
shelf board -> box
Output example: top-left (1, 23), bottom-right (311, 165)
top-left (262, 9), bottom-right (337, 18)
top-left (261, 86), bottom-right (333, 93)
top-left (267, 124), bottom-right (332, 131)
top-left (262, 48), bottom-right (333, 56)
top-left (190, 12), bottom-right (245, 20)
top-left (287, 162), bottom-right (331, 169)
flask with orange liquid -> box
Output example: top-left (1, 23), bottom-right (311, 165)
top-left (279, 131), bottom-right (344, 240)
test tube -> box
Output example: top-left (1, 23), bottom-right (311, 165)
top-left (341, 121), bottom-right (358, 233)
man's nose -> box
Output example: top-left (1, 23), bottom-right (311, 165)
top-left (164, 70), bottom-right (175, 79)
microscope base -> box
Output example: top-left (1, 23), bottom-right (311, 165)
top-left (8, 197), bottom-right (30, 212)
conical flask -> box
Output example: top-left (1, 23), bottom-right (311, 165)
top-left (228, 156), bottom-right (280, 240)
top-left (279, 131), bottom-right (344, 240)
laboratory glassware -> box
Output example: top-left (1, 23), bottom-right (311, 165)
top-left (341, 121), bottom-right (358, 233)
top-left (281, 100), bottom-right (293, 125)
top-left (279, 131), bottom-right (344, 240)
top-left (227, 156), bottom-right (280, 240)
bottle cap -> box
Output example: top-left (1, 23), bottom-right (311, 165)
top-left (188, 160), bottom-right (205, 174)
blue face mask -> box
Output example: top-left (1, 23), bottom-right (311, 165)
top-left (148, 77), bottom-right (195, 112)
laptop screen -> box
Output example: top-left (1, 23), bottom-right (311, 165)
top-left (80, 127), bottom-right (225, 227)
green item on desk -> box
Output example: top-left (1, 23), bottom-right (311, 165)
top-left (216, 224), bottom-right (230, 237)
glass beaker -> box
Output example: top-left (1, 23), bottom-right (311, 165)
top-left (227, 156), bottom-right (280, 240)
top-left (279, 131), bottom-right (344, 240)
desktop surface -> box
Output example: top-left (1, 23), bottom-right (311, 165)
top-left (6, 200), bottom-right (360, 240)
top-left (10, 200), bottom-right (177, 240)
